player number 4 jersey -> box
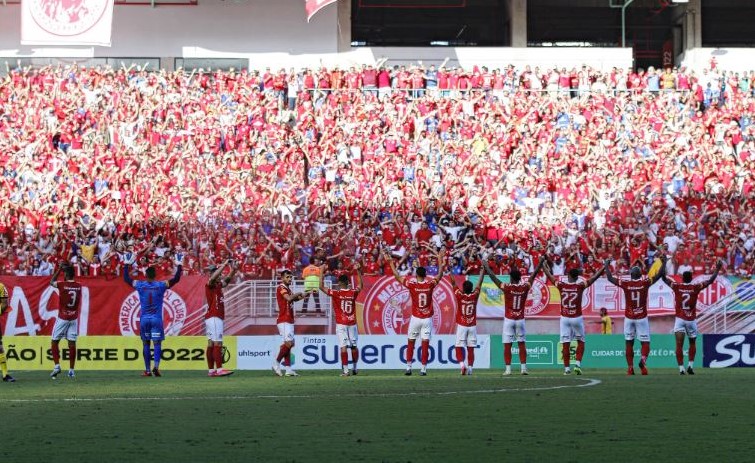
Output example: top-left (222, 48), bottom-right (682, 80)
top-left (617, 277), bottom-right (651, 319)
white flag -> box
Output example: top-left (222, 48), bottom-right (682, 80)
top-left (21, 0), bottom-right (115, 47)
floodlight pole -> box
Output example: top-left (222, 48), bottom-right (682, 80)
top-left (609, 0), bottom-right (635, 48)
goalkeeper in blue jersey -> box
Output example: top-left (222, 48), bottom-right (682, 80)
top-left (122, 251), bottom-right (183, 377)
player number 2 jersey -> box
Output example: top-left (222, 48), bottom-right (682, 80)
top-left (326, 288), bottom-right (359, 326)
top-left (404, 277), bottom-right (439, 319)
top-left (57, 281), bottom-right (83, 321)
top-left (670, 281), bottom-right (705, 321)
top-left (454, 288), bottom-right (480, 327)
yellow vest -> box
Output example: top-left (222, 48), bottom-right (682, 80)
top-left (302, 265), bottom-right (322, 290)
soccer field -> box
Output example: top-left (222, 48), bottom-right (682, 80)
top-left (1, 369), bottom-right (753, 463)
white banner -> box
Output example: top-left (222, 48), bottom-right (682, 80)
top-left (21, 0), bottom-right (115, 47)
top-left (236, 335), bottom-right (491, 370)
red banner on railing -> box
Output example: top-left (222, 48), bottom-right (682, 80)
top-left (0, 276), bottom-right (208, 337)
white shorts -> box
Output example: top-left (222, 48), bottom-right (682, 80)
top-left (559, 316), bottom-right (585, 343)
top-left (407, 316), bottom-right (433, 341)
top-left (51, 318), bottom-right (78, 342)
top-left (205, 317), bottom-right (224, 342)
top-left (455, 325), bottom-right (478, 347)
top-left (277, 322), bottom-right (295, 343)
top-left (502, 318), bottom-right (526, 344)
top-left (336, 324), bottom-right (358, 348)
top-left (673, 318), bottom-right (698, 338)
top-left (624, 317), bottom-right (650, 342)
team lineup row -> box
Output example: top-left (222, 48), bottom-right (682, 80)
top-left (0, 251), bottom-right (722, 382)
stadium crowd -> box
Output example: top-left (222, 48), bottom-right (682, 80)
top-left (0, 61), bottom-right (753, 281)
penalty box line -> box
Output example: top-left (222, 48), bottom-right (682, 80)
top-left (0, 378), bottom-right (601, 403)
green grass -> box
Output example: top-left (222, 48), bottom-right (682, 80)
top-left (1, 369), bottom-right (754, 463)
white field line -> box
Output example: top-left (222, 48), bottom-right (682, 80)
top-left (0, 377), bottom-right (601, 403)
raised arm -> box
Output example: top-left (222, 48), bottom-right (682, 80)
top-left (658, 255), bottom-right (674, 287)
top-left (49, 264), bottom-right (63, 288)
top-left (603, 259), bottom-right (619, 286)
top-left (702, 260), bottom-right (723, 289)
top-left (528, 258), bottom-right (546, 287)
top-left (474, 266), bottom-right (485, 293)
top-left (208, 260), bottom-right (228, 287)
top-left (541, 258), bottom-right (557, 285)
top-left (586, 264), bottom-right (605, 287)
top-left (382, 250), bottom-right (405, 286)
top-left (482, 261), bottom-right (504, 288)
top-left (354, 262), bottom-right (364, 293)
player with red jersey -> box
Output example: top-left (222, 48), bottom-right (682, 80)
top-left (661, 260), bottom-right (722, 375)
top-left (605, 259), bottom-right (665, 375)
top-left (449, 268), bottom-right (484, 376)
top-left (204, 260), bottom-right (237, 377)
top-left (485, 259), bottom-right (545, 376)
top-left (272, 270), bottom-right (312, 377)
top-left (319, 263), bottom-right (363, 376)
top-left (49, 264), bottom-right (83, 379)
top-left (384, 249), bottom-right (445, 376)
top-left (544, 262), bottom-right (604, 375)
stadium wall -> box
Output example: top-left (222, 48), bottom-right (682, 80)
top-left (679, 48), bottom-right (755, 73)
top-left (0, 0), bottom-right (631, 71)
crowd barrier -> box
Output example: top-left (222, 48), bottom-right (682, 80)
top-left (5, 334), bottom-right (752, 370)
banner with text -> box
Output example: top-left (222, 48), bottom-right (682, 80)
top-left (21, 0), bottom-right (115, 47)
top-left (2, 336), bottom-right (236, 371)
top-left (0, 276), bottom-right (208, 337)
top-left (355, 275), bottom-right (739, 334)
top-left (490, 334), bottom-right (695, 369)
top-left (703, 334), bottom-right (755, 368)
top-left (236, 334), bottom-right (491, 370)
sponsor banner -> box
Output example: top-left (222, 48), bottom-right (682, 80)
top-left (355, 275), bottom-right (738, 329)
top-left (703, 334), bottom-right (755, 368)
top-left (236, 335), bottom-right (490, 370)
top-left (236, 336), bottom-right (280, 370)
top-left (305, 0), bottom-right (337, 22)
top-left (0, 276), bottom-right (208, 336)
top-left (490, 334), bottom-right (692, 369)
top-left (2, 336), bottom-right (236, 370)
top-left (21, 0), bottom-right (115, 47)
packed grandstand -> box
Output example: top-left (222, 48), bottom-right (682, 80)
top-left (0, 62), bottom-right (753, 280)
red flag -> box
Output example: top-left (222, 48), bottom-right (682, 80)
top-left (306, 0), bottom-right (337, 22)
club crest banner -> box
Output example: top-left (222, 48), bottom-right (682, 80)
top-left (21, 0), bottom-right (115, 47)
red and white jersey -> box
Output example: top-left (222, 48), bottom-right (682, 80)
top-left (57, 280), bottom-right (82, 321)
top-left (500, 282), bottom-right (531, 320)
top-left (454, 288), bottom-right (480, 327)
top-left (326, 287), bottom-right (359, 326)
top-left (556, 280), bottom-right (587, 318)
top-left (276, 283), bottom-right (295, 324)
top-left (617, 277), bottom-right (651, 319)
top-left (404, 277), bottom-right (439, 319)
top-left (669, 281), bottom-right (706, 321)
top-left (205, 282), bottom-right (225, 320)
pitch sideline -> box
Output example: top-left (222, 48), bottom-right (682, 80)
top-left (0, 377), bottom-right (601, 403)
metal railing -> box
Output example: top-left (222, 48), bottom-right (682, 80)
top-left (180, 279), bottom-right (334, 335)
top-left (697, 280), bottom-right (755, 334)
